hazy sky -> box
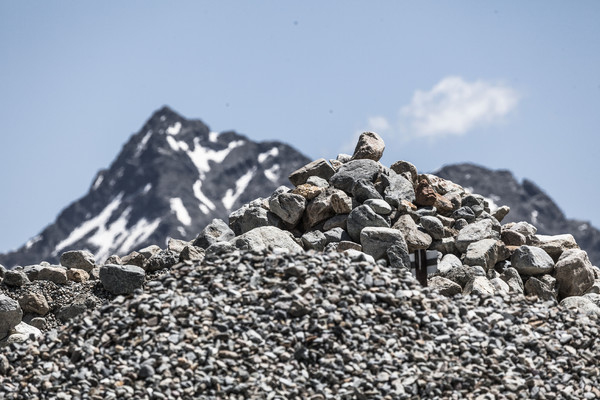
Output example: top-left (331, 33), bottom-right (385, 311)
top-left (1, 1), bottom-right (599, 252)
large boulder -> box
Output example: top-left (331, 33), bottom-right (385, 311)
top-left (60, 250), bottom-right (96, 273)
top-left (360, 227), bottom-right (408, 261)
top-left (455, 219), bottom-right (499, 253)
top-left (347, 205), bottom-right (389, 242)
top-left (329, 159), bottom-right (382, 193)
top-left (532, 234), bottom-right (579, 262)
top-left (233, 226), bottom-right (304, 253)
top-left (511, 245), bottom-right (555, 276)
top-left (37, 266), bottom-right (68, 285)
top-left (420, 216), bottom-right (445, 240)
top-left (0, 295), bottom-right (22, 339)
top-left (554, 249), bottom-right (596, 298)
top-left (351, 131), bottom-right (385, 161)
top-left (99, 264), bottom-right (145, 295)
top-left (382, 170), bottom-right (416, 207)
top-left (463, 239), bottom-right (509, 271)
top-left (268, 193), bottom-right (307, 227)
top-left (193, 218), bottom-right (235, 249)
top-left (228, 202), bottom-right (283, 236)
top-left (393, 214), bottom-right (432, 252)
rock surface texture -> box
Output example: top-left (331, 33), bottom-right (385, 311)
top-left (1, 132), bottom-right (600, 399)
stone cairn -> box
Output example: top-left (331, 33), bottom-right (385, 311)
top-left (1, 133), bottom-right (600, 398)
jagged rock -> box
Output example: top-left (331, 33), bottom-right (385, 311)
top-left (120, 251), bottom-right (146, 268)
top-left (532, 234), bottom-right (579, 262)
top-left (323, 228), bottom-right (350, 244)
top-left (57, 303), bottom-right (87, 323)
top-left (433, 194), bottom-right (455, 215)
top-left (454, 219), bottom-right (469, 231)
top-left (501, 229), bottom-right (526, 246)
top-left (347, 205), bottom-right (389, 242)
top-left (438, 253), bottom-right (462, 274)
top-left (0, 295), bottom-right (22, 339)
top-left (268, 193), bottom-right (307, 227)
top-left (2, 321), bottom-right (41, 344)
top-left (585, 280), bottom-right (600, 295)
top-left (138, 245), bottom-right (162, 259)
top-left (554, 249), bottom-right (596, 298)
top-left (429, 276), bottom-right (462, 296)
top-left (511, 245), bottom-right (555, 276)
top-left (507, 221), bottom-right (537, 239)
top-left (3, 270), bottom-right (30, 287)
top-left (360, 227), bottom-right (407, 261)
top-left (205, 241), bottom-right (236, 256)
top-left (387, 242), bottom-right (412, 270)
top-left (583, 293), bottom-right (600, 307)
top-left (464, 276), bottom-right (495, 296)
top-left (179, 245), bottom-right (205, 262)
top-left (323, 214), bottom-right (348, 231)
top-left (415, 207), bottom-right (436, 218)
top-left (560, 296), bottom-right (600, 316)
top-left (490, 277), bottom-right (510, 294)
top-left (492, 206), bottom-right (510, 222)
top-left (429, 237), bottom-right (457, 255)
top-left (67, 268), bottom-right (89, 283)
top-left (229, 203), bottom-right (282, 236)
top-left (382, 170), bottom-right (416, 207)
top-left (455, 219), bottom-right (499, 253)
top-left (18, 293), bottom-right (50, 316)
top-left (390, 160), bottom-right (417, 183)
top-left (351, 131), bottom-right (385, 161)
top-left (306, 176), bottom-right (329, 188)
top-left (303, 191), bottom-right (336, 229)
top-left (352, 179), bottom-right (382, 203)
top-left (363, 199), bottom-right (392, 216)
top-left (440, 264), bottom-right (486, 288)
top-left (99, 264), bottom-right (145, 295)
top-left (233, 226), bottom-right (304, 253)
top-left (393, 214), bottom-right (432, 252)
top-left (415, 176), bottom-right (436, 207)
top-left (144, 250), bottom-right (179, 272)
top-left (289, 158), bottom-right (336, 186)
top-left (193, 218), bottom-right (236, 249)
top-left (60, 250), bottom-right (95, 273)
top-left (453, 207), bottom-right (476, 223)
top-left (524, 277), bottom-right (556, 301)
top-left (291, 184), bottom-right (323, 200)
top-left (500, 267), bottom-right (524, 293)
top-left (37, 266), bottom-right (68, 285)
top-left (329, 159), bottom-right (382, 193)
top-left (301, 231), bottom-right (328, 251)
top-left (420, 216), bottom-right (445, 240)
top-left (331, 190), bottom-right (353, 214)
top-left (167, 238), bottom-right (190, 253)
top-left (464, 239), bottom-right (509, 271)
top-left (326, 241), bottom-right (362, 253)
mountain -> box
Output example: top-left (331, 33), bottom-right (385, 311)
top-left (0, 106), bottom-right (310, 267)
top-left (435, 163), bottom-right (600, 266)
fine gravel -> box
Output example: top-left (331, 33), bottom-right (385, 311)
top-left (1, 248), bottom-right (599, 400)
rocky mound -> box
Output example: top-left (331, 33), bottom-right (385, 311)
top-left (2, 132), bottom-right (600, 398)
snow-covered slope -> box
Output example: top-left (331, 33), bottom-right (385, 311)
top-left (0, 106), bottom-right (310, 267)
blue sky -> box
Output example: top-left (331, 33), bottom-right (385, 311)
top-left (1, 1), bottom-right (599, 252)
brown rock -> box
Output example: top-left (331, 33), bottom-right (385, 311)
top-left (303, 191), bottom-right (335, 230)
top-left (414, 176), bottom-right (436, 207)
top-left (501, 230), bottom-right (526, 246)
top-left (67, 268), bottom-right (90, 283)
top-left (331, 190), bottom-right (353, 214)
top-left (351, 132), bottom-right (385, 161)
top-left (18, 293), bottom-right (50, 316)
top-left (433, 193), bottom-right (455, 215)
top-left (289, 159), bottom-right (335, 186)
top-left (291, 184), bottom-right (323, 200)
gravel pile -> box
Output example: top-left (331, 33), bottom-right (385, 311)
top-left (1, 248), bottom-right (599, 399)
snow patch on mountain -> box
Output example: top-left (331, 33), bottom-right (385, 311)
top-left (193, 180), bottom-right (216, 214)
top-left (92, 175), bottom-right (104, 190)
top-left (258, 147), bottom-right (279, 163)
top-left (209, 132), bottom-right (219, 143)
top-left (135, 130), bottom-right (153, 156)
top-left (115, 217), bottom-right (161, 259)
top-left (222, 167), bottom-right (257, 210)
top-left (264, 164), bottom-right (281, 183)
top-left (87, 207), bottom-right (132, 262)
top-left (186, 138), bottom-right (245, 177)
top-left (166, 122), bottom-right (182, 135)
top-left (170, 198), bottom-right (192, 226)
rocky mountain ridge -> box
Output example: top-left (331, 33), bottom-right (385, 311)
top-left (0, 106), bottom-right (310, 268)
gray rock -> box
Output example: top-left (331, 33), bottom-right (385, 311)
top-left (144, 250), bottom-right (179, 272)
top-left (120, 251), bottom-right (146, 268)
top-left (289, 158), bottom-right (336, 186)
top-left (393, 214), bottom-right (432, 252)
top-left (193, 218), bottom-right (236, 248)
top-left (455, 219), bottom-right (499, 253)
top-left (532, 234), bottom-right (579, 262)
top-left (233, 226), bottom-right (304, 253)
top-left (429, 276), bottom-right (462, 296)
top-left (99, 264), bottom-right (145, 295)
top-left (67, 268), bottom-right (90, 283)
top-left (360, 227), bottom-right (408, 261)
top-left (429, 237), bottom-right (457, 255)
top-left (452, 207), bottom-right (476, 223)
top-left (167, 238), bottom-right (190, 253)
top-left (560, 296), bottom-right (600, 316)
top-left (331, 190), bottom-right (353, 214)
top-left (60, 250), bottom-right (96, 273)
top-left (489, 277), bottom-right (510, 294)
top-left (18, 292), bottom-right (50, 316)
top-left (323, 227), bottom-right (350, 244)
top-left (57, 303), bottom-right (88, 322)
top-left (511, 245), bottom-right (555, 276)
top-left (3, 270), bottom-right (30, 287)
top-left (464, 239), bottom-right (509, 271)
top-left (228, 204), bottom-right (282, 236)
top-left (508, 221), bottom-right (537, 238)
top-left (555, 249), bottom-right (596, 298)
top-left (382, 170), bottom-right (416, 207)
top-left (420, 216), bottom-right (445, 240)
top-left (524, 277), bottom-right (556, 301)
top-left (363, 199), bottom-right (392, 215)
top-left (387, 242), bottom-right (412, 270)
top-left (3, 321), bottom-right (41, 344)
top-left (37, 266), bottom-right (68, 284)
top-left (463, 276), bottom-right (495, 296)
top-left (138, 245), bottom-right (162, 259)
top-left (438, 253), bottom-right (462, 274)
top-left (454, 218), bottom-right (469, 231)
top-left (347, 205), bottom-right (390, 242)
top-left (179, 245), bottom-right (205, 262)
top-left (390, 160), bottom-right (418, 183)
top-left (492, 205), bottom-right (510, 222)
top-left (501, 229), bottom-right (526, 246)
top-left (440, 264), bottom-right (486, 288)
top-left (301, 230), bottom-right (328, 251)
top-left (0, 264), bottom-right (4, 280)
top-left (268, 193), bottom-right (307, 227)
top-left (351, 131), bottom-right (385, 161)
top-left (205, 241), bottom-right (237, 256)
top-left (329, 159), bottom-right (382, 193)
top-left (306, 176), bottom-right (329, 188)
top-left (303, 190), bottom-right (336, 230)
top-left (0, 295), bottom-right (22, 339)
top-left (500, 267), bottom-right (524, 294)
top-left (343, 249), bottom-right (375, 264)
top-left (352, 179), bottom-right (382, 203)
top-left (323, 214), bottom-right (348, 231)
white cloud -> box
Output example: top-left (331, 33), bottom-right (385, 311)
top-left (400, 76), bottom-right (519, 138)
